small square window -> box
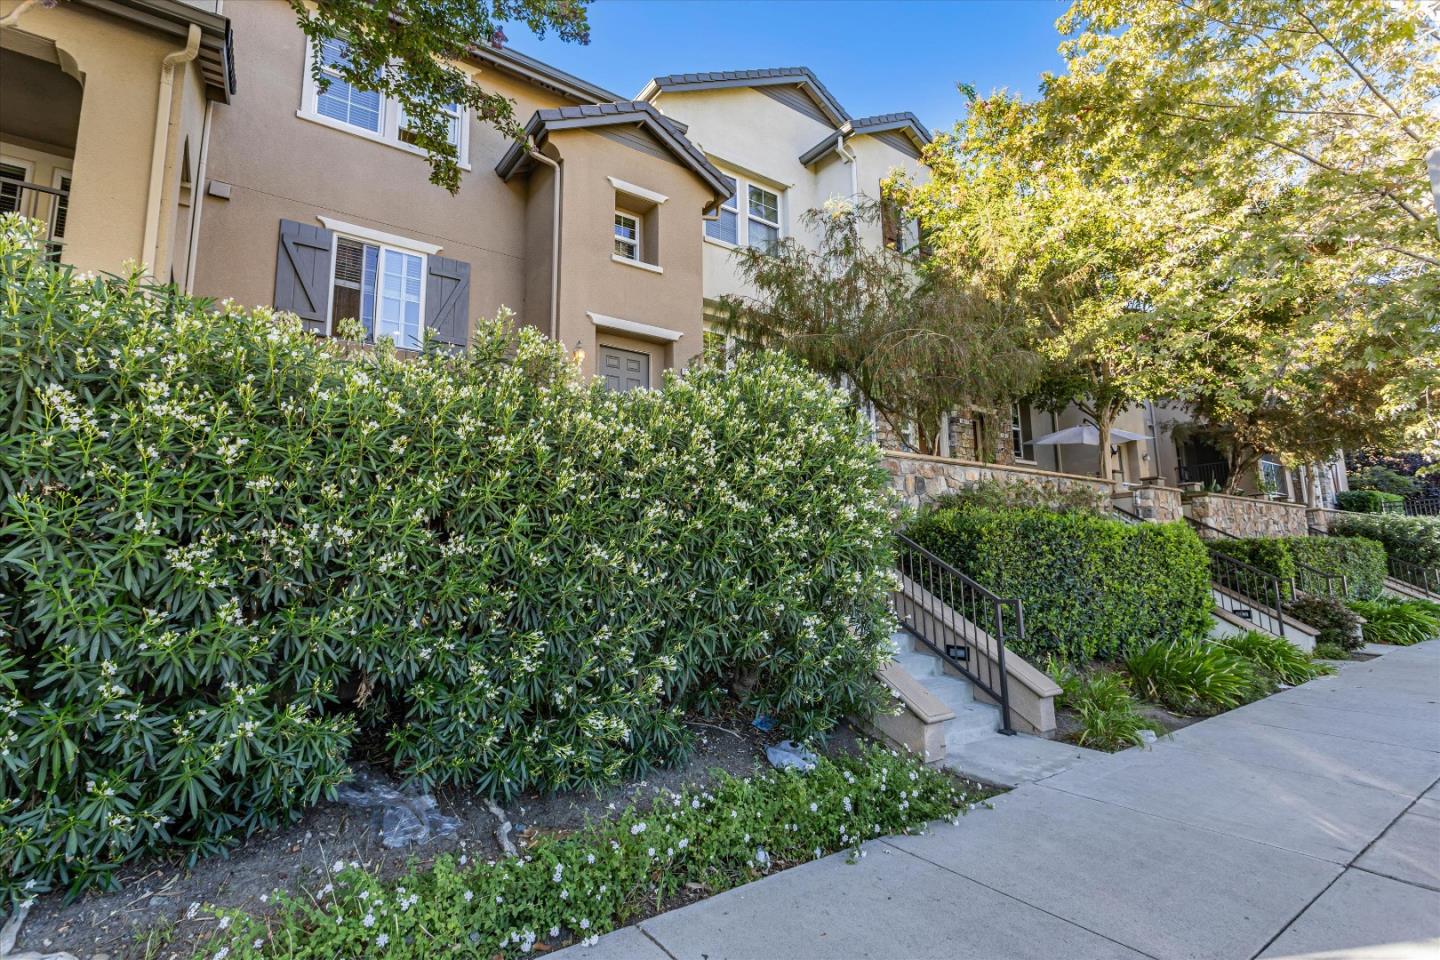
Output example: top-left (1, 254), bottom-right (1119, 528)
top-left (614, 212), bottom-right (640, 261)
top-left (315, 38), bottom-right (383, 134)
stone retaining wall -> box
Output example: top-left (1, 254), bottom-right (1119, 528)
top-left (883, 450), bottom-right (1114, 511)
top-left (1113, 485), bottom-right (1185, 523)
top-left (1184, 492), bottom-right (1309, 539)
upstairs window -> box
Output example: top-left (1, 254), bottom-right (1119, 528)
top-left (303, 38), bottom-right (468, 163)
top-left (747, 185), bottom-right (781, 252)
top-left (314, 38), bottom-right (382, 133)
top-left (613, 211), bottom-right (640, 261)
top-left (705, 176), bottom-right (739, 244)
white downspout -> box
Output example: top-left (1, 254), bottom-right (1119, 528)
top-left (528, 149), bottom-right (561, 342)
top-left (143, 24), bottom-right (200, 278)
top-left (835, 133), bottom-right (858, 199)
top-left (183, 100), bottom-right (215, 294)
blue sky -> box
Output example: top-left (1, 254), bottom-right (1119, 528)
top-left (508, 1), bottom-right (1070, 134)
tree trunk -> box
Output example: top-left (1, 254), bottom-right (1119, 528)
top-left (1094, 408), bottom-right (1114, 483)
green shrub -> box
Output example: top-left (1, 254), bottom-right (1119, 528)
top-left (196, 747), bottom-right (976, 959)
top-left (1124, 641), bottom-right (1266, 714)
top-left (1312, 641), bottom-right (1351, 660)
top-left (906, 506), bottom-right (1212, 662)
top-left (1349, 466), bottom-right (1420, 497)
top-left (1214, 631), bottom-right (1334, 686)
top-left (0, 219), bottom-right (897, 898)
top-left (1328, 512), bottom-right (1440, 569)
top-left (1048, 667), bottom-right (1163, 751)
top-left (1286, 596), bottom-right (1364, 651)
top-left (931, 478), bottom-right (1110, 515)
top-left (1208, 536), bottom-right (1386, 600)
top-left (1348, 598), bottom-right (1440, 646)
top-left (1335, 489), bottom-right (1405, 513)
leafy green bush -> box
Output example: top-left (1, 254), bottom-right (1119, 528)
top-left (1348, 598), bottom-right (1440, 646)
top-left (1208, 536), bottom-right (1385, 600)
top-left (196, 747), bottom-right (977, 959)
top-left (1349, 466), bottom-right (1420, 497)
top-left (1328, 512), bottom-right (1440, 569)
top-left (906, 506), bottom-right (1212, 662)
top-left (1124, 641), bottom-right (1266, 714)
top-left (1214, 631), bottom-right (1334, 686)
top-left (1286, 596), bottom-right (1364, 651)
top-left (931, 478), bottom-right (1110, 515)
top-left (1335, 489), bottom-right (1405, 513)
top-left (1047, 664), bottom-right (1162, 751)
top-left (1312, 641), bottom-right (1351, 661)
top-left (0, 219), bottom-right (897, 898)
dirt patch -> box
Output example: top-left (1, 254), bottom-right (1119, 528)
top-left (17, 717), bottom-right (861, 960)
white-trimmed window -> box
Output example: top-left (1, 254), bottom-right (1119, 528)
top-left (703, 173), bottom-right (782, 250)
top-left (302, 38), bottom-right (468, 165)
top-left (747, 184), bottom-right (781, 252)
top-left (1011, 401), bottom-right (1035, 462)
top-left (705, 176), bottom-right (739, 244)
top-left (613, 211), bottom-right (640, 261)
top-left (330, 233), bottom-right (427, 348)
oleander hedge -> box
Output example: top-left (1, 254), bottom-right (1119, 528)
top-left (906, 505), bottom-right (1212, 662)
top-left (1208, 536), bottom-right (1386, 600)
top-left (0, 218), bottom-right (897, 899)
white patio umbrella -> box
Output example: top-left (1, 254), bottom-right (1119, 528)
top-left (1030, 424), bottom-right (1151, 446)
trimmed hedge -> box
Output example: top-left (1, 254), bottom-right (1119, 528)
top-left (1328, 512), bottom-right (1440, 569)
top-left (1335, 489), bottom-right (1405, 513)
top-left (1208, 536), bottom-right (1386, 600)
top-left (0, 219), bottom-right (897, 898)
top-left (906, 506), bottom-right (1212, 662)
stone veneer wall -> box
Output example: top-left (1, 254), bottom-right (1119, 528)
top-left (1113, 485), bottom-right (1185, 523)
top-left (884, 450), bottom-right (1114, 510)
top-left (1184, 492), bottom-right (1309, 539)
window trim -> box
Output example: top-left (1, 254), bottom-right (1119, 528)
top-left (746, 183), bottom-right (782, 251)
top-left (298, 38), bottom-right (471, 170)
top-left (324, 227), bottom-right (430, 347)
top-left (613, 209), bottom-right (641, 262)
top-left (703, 170), bottom-right (783, 249)
top-left (1010, 401), bottom-right (1036, 464)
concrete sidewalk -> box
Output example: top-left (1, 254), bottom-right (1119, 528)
top-left (558, 642), bottom-right (1440, 960)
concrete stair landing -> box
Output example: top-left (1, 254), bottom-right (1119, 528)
top-left (889, 631), bottom-right (1104, 788)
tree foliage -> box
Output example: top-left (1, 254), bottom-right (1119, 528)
top-left (720, 200), bottom-right (1041, 456)
top-left (290, 0), bottom-right (592, 193)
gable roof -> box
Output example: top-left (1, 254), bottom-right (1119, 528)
top-left (468, 44), bottom-right (624, 105)
top-left (494, 101), bottom-right (733, 203)
top-left (798, 112), bottom-right (933, 167)
top-left (637, 67), bottom-right (850, 128)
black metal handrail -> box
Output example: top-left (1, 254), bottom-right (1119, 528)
top-left (1186, 516), bottom-right (1345, 599)
top-left (1178, 460), bottom-right (1230, 488)
top-left (893, 534), bottom-right (1016, 735)
top-left (1110, 504), bottom-right (1144, 525)
top-left (1207, 549), bottom-right (1288, 639)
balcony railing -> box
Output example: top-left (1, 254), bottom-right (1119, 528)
top-left (1178, 460), bottom-right (1230, 489)
top-left (1404, 496), bottom-right (1440, 517)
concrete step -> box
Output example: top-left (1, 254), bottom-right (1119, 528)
top-left (942, 733), bottom-right (1108, 789)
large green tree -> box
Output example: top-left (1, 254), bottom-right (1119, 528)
top-left (290, 0), bottom-right (592, 193)
top-left (721, 200), bottom-right (1041, 457)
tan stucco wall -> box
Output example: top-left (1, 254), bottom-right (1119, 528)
top-left (191, 0), bottom-right (572, 326)
top-left (546, 127), bottom-right (710, 376)
top-left (0, 0), bottom-right (194, 277)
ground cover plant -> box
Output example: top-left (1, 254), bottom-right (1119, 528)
top-left (1045, 662), bottom-right (1162, 751)
top-left (1348, 598), bottom-right (1440, 646)
top-left (192, 747), bottom-right (980, 959)
top-left (0, 218), bottom-right (898, 900)
top-left (1213, 631), bottom-right (1334, 687)
top-left (1123, 641), bottom-right (1266, 715)
top-left (906, 505), bottom-right (1212, 662)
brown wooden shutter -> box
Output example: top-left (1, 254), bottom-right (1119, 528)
top-left (273, 219), bottom-right (334, 333)
top-left (424, 256), bottom-right (470, 348)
